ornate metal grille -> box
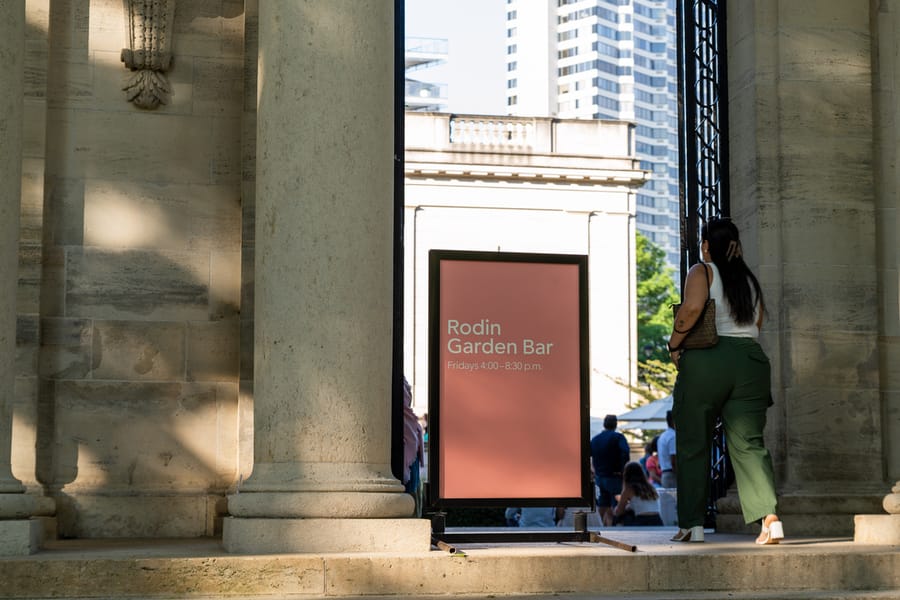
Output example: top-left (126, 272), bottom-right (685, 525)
top-left (677, 0), bottom-right (729, 273)
top-left (676, 0), bottom-right (731, 527)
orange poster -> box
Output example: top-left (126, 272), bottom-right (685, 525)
top-left (430, 251), bottom-right (590, 505)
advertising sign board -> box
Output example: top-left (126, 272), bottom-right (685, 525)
top-left (428, 250), bottom-right (592, 508)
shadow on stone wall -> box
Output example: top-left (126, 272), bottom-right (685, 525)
top-left (14, 3), bottom-right (252, 538)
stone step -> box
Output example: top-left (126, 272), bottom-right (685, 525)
top-left (0, 530), bottom-right (898, 598)
top-left (39, 594), bottom-right (899, 600)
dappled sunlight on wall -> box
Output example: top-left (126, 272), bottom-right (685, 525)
top-left (10, 407), bottom-right (37, 489)
top-left (12, 0), bottom-right (250, 538)
top-left (83, 191), bottom-right (172, 249)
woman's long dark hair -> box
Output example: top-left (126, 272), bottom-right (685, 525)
top-left (702, 218), bottom-right (764, 325)
top-left (623, 461), bottom-right (658, 500)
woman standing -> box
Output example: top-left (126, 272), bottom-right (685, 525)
top-left (667, 218), bottom-right (782, 545)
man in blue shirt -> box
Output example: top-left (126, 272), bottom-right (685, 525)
top-left (590, 414), bottom-right (630, 526)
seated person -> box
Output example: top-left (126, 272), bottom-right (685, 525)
top-left (612, 461), bottom-right (664, 526)
top-left (518, 506), bottom-right (565, 527)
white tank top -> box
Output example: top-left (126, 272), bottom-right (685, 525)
top-left (705, 262), bottom-right (760, 338)
top-left (628, 495), bottom-right (660, 515)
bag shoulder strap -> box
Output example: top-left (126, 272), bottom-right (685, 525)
top-left (671, 263), bottom-right (713, 334)
top-left (702, 262), bottom-right (712, 301)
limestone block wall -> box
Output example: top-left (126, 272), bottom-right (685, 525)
top-left (15, 0), bottom-right (248, 537)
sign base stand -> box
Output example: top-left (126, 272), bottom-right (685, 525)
top-left (429, 511), bottom-right (637, 553)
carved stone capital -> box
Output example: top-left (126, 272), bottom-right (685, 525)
top-left (121, 0), bottom-right (176, 109)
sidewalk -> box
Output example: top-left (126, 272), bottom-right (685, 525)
top-left (1, 527), bottom-right (898, 599)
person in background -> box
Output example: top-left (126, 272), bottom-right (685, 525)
top-left (590, 414), bottom-right (630, 526)
top-left (402, 377), bottom-right (425, 516)
top-left (612, 461), bottom-right (664, 526)
top-left (518, 506), bottom-right (564, 528)
top-left (644, 436), bottom-right (663, 486)
top-left (657, 411), bottom-right (677, 489)
top-left (638, 439), bottom-right (652, 473)
top-left (504, 507), bottom-right (521, 527)
top-left (667, 218), bottom-right (782, 545)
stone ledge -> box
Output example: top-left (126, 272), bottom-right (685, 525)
top-left (0, 519), bottom-right (44, 556)
top-left (0, 534), bottom-right (898, 598)
top-left (222, 517), bottom-right (432, 554)
top-left (0, 493), bottom-right (55, 518)
top-left (854, 514), bottom-right (900, 544)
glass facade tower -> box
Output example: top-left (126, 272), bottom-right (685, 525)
top-left (506, 0), bottom-right (680, 276)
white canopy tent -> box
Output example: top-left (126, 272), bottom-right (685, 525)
top-left (588, 395), bottom-right (672, 437)
top-left (615, 395), bottom-right (672, 431)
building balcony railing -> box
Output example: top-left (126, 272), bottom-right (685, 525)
top-left (405, 79), bottom-right (448, 111)
top-left (450, 117), bottom-right (534, 147)
top-left (405, 37), bottom-right (448, 71)
top-left (406, 112), bottom-right (637, 158)
top-left (405, 79), bottom-right (447, 101)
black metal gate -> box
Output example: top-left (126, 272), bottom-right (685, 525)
top-left (676, 0), bottom-right (731, 527)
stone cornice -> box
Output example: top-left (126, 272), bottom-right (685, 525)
top-left (405, 151), bottom-right (649, 187)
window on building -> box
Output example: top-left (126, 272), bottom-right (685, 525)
top-left (634, 73), bottom-right (667, 87)
top-left (592, 41), bottom-right (631, 59)
top-left (594, 24), bottom-right (631, 40)
top-left (634, 4), bottom-right (665, 18)
top-left (593, 77), bottom-right (621, 93)
top-left (634, 39), bottom-right (667, 53)
top-left (595, 95), bottom-right (620, 111)
top-left (562, 59), bottom-right (629, 77)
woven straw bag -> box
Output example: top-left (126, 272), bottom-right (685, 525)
top-left (671, 264), bottom-right (718, 350)
top-left (671, 299), bottom-right (717, 349)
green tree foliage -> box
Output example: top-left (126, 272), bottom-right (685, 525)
top-left (636, 232), bottom-right (680, 393)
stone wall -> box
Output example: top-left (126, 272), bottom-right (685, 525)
top-left (15, 0), bottom-right (247, 537)
top-left (723, 0), bottom-right (888, 534)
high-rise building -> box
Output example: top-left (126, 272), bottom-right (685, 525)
top-left (405, 36), bottom-right (449, 112)
top-left (506, 0), bottom-right (680, 277)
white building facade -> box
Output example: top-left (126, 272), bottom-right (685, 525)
top-left (404, 113), bottom-right (648, 420)
top-left (506, 0), bottom-right (681, 277)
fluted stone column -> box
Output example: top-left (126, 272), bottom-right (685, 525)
top-left (0, 1), bottom-right (55, 555)
top-left (223, 1), bottom-right (429, 553)
top-left (721, 0), bottom-right (886, 535)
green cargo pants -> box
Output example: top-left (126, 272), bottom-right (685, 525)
top-left (672, 336), bottom-right (778, 528)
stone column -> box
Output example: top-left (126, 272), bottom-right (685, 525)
top-left (721, 0), bottom-right (886, 535)
top-left (223, 1), bottom-right (429, 553)
top-left (0, 1), bottom-right (54, 555)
